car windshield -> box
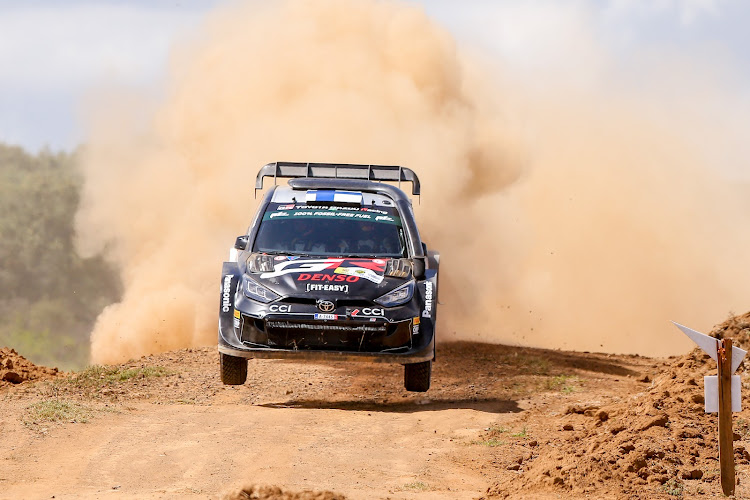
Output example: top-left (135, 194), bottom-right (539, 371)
top-left (253, 203), bottom-right (407, 258)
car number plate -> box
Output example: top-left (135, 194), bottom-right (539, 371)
top-left (314, 313), bottom-right (338, 320)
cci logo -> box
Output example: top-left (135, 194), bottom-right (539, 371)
top-left (351, 308), bottom-right (384, 317)
top-left (269, 304), bottom-right (292, 313)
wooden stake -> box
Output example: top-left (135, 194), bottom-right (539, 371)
top-left (718, 338), bottom-right (735, 496)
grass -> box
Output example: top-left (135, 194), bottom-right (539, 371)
top-left (469, 424), bottom-right (529, 447)
top-left (543, 375), bottom-right (581, 393)
top-left (662, 478), bottom-right (684, 497)
top-left (511, 427), bottom-right (528, 438)
top-left (54, 365), bottom-right (174, 394)
top-left (487, 424), bottom-right (509, 435)
top-left (24, 399), bottom-right (94, 425)
top-left (472, 438), bottom-right (506, 447)
top-left (75, 365), bottom-right (173, 384)
top-left (400, 482), bottom-right (430, 492)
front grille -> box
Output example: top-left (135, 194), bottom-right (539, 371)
top-left (266, 320), bottom-right (387, 335)
top-left (241, 317), bottom-right (411, 352)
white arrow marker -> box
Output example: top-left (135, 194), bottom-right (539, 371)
top-left (673, 321), bottom-right (744, 493)
top-left (672, 321), bottom-right (746, 373)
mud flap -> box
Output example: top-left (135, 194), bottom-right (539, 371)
top-left (218, 262), bottom-right (241, 347)
top-left (425, 250), bottom-right (440, 361)
top-left (413, 265), bottom-right (438, 363)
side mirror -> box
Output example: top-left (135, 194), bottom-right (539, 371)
top-left (412, 258), bottom-right (425, 280)
top-left (234, 235), bottom-right (250, 251)
top-left (413, 242), bottom-right (428, 280)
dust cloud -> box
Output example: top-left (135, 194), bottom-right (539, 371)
top-left (76, 0), bottom-right (750, 363)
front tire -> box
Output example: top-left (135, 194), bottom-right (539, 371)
top-left (404, 360), bottom-right (431, 392)
top-left (220, 352), bottom-right (248, 385)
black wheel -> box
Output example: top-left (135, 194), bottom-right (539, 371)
top-left (220, 352), bottom-right (247, 385)
top-left (404, 360), bottom-right (431, 392)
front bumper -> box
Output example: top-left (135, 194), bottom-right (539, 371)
top-left (217, 264), bottom-right (436, 364)
top-left (219, 304), bottom-right (434, 364)
top-left (219, 312), bottom-right (434, 363)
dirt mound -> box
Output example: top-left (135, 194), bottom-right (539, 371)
top-left (710, 311), bottom-right (750, 345)
top-left (0, 347), bottom-right (60, 387)
top-left (484, 314), bottom-right (750, 498)
top-left (223, 485), bottom-right (346, 500)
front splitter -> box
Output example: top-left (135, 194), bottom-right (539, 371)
top-left (218, 336), bottom-right (434, 364)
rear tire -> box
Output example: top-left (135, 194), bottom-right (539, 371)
top-left (404, 360), bottom-right (431, 392)
top-left (220, 352), bottom-right (247, 385)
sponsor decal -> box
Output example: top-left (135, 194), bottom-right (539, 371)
top-left (260, 258), bottom-right (386, 281)
top-left (233, 309), bottom-right (240, 319)
top-left (263, 208), bottom-right (400, 224)
top-left (298, 273), bottom-right (359, 283)
top-left (274, 255), bottom-right (287, 261)
top-left (261, 258), bottom-right (344, 279)
top-left (233, 318), bottom-right (240, 328)
top-left (333, 266), bottom-right (383, 284)
top-left (342, 260), bottom-right (386, 272)
top-left (359, 207), bottom-right (388, 215)
top-left (294, 211), bottom-right (373, 220)
top-left (306, 283), bottom-right (349, 293)
top-left (331, 205), bottom-right (389, 215)
top-left (412, 316), bottom-right (420, 335)
top-left (269, 304), bottom-right (292, 313)
top-left (350, 307), bottom-right (384, 317)
top-left (314, 313), bottom-right (338, 320)
top-left (221, 275), bottom-right (233, 313)
top-left (422, 281), bottom-right (433, 318)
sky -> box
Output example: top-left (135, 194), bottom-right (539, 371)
top-left (1, 0), bottom-right (749, 167)
top-left (3, 0), bottom-right (750, 358)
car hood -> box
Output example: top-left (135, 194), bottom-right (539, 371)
top-left (251, 257), bottom-right (408, 300)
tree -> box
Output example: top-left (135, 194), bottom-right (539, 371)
top-left (0, 143), bottom-right (120, 369)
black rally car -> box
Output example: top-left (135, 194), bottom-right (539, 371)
top-left (218, 162), bottom-right (439, 391)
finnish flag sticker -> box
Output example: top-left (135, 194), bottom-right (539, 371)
top-left (306, 190), bottom-right (362, 204)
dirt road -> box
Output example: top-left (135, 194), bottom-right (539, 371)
top-left (2, 334), bottom-right (750, 499)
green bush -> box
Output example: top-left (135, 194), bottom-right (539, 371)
top-left (0, 144), bottom-right (120, 369)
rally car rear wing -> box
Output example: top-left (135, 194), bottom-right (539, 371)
top-left (254, 162), bottom-right (421, 197)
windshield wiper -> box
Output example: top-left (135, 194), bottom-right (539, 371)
top-left (257, 250), bottom-right (312, 257)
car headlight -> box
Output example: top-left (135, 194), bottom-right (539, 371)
top-left (243, 276), bottom-right (280, 303)
top-left (374, 280), bottom-right (415, 307)
top-left (384, 258), bottom-right (412, 278)
top-left (246, 253), bottom-right (275, 273)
